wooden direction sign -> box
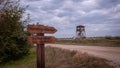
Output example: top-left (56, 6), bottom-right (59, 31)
top-left (28, 36), bottom-right (56, 44)
top-left (27, 24), bottom-right (57, 68)
top-left (27, 24), bottom-right (57, 34)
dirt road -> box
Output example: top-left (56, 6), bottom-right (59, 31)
top-left (46, 44), bottom-right (120, 68)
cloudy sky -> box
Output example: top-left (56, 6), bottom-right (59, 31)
top-left (21, 0), bottom-right (120, 38)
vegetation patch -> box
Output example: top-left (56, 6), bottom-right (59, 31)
top-left (45, 46), bottom-right (113, 68)
top-left (0, 46), bottom-right (114, 68)
top-left (0, 0), bottom-right (30, 64)
top-left (55, 37), bottom-right (120, 47)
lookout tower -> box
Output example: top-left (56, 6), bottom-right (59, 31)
top-left (76, 25), bottom-right (86, 39)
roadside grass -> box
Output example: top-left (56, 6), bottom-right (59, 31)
top-left (0, 46), bottom-right (114, 68)
top-left (0, 47), bottom-right (36, 68)
top-left (45, 46), bottom-right (113, 68)
top-left (55, 38), bottom-right (120, 47)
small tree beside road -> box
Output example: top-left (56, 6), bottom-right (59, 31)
top-left (0, 0), bottom-right (30, 63)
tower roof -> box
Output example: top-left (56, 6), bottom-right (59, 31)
top-left (77, 25), bottom-right (85, 27)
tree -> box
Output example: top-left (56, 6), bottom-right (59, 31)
top-left (0, 0), bottom-right (30, 63)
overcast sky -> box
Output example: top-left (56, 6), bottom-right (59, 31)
top-left (21, 0), bottom-right (120, 38)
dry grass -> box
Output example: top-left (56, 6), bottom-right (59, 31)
top-left (55, 38), bottom-right (120, 47)
top-left (0, 46), bottom-right (114, 68)
top-left (45, 46), bottom-right (113, 68)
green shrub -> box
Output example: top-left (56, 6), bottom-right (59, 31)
top-left (0, 0), bottom-right (30, 64)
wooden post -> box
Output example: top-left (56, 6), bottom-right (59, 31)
top-left (27, 24), bottom-right (57, 68)
top-left (37, 33), bottom-right (45, 68)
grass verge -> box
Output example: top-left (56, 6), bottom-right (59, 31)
top-left (0, 46), bottom-right (114, 68)
top-left (55, 38), bottom-right (120, 47)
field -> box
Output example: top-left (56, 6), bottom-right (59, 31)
top-left (0, 46), bottom-right (113, 68)
top-left (56, 37), bottom-right (120, 47)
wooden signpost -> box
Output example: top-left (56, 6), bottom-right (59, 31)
top-left (27, 24), bottom-right (57, 68)
top-left (28, 36), bottom-right (56, 44)
top-left (27, 24), bottom-right (57, 34)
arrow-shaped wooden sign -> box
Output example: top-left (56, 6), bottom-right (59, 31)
top-left (28, 36), bottom-right (56, 44)
top-left (27, 24), bottom-right (57, 68)
top-left (27, 24), bottom-right (57, 34)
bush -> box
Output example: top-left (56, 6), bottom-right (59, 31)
top-left (0, 0), bottom-right (30, 64)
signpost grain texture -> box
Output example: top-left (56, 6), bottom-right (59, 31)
top-left (27, 24), bottom-right (57, 68)
top-left (28, 36), bottom-right (56, 44)
top-left (27, 25), bottom-right (57, 34)
top-left (37, 33), bottom-right (45, 68)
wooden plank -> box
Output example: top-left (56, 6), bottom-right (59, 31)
top-left (37, 44), bottom-right (45, 68)
top-left (27, 36), bottom-right (56, 44)
top-left (27, 24), bottom-right (57, 34)
top-left (36, 33), bottom-right (45, 68)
